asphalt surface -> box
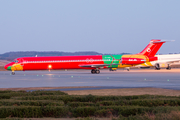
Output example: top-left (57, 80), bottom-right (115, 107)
top-left (0, 69), bottom-right (180, 90)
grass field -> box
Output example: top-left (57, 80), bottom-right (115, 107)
top-left (0, 90), bottom-right (180, 119)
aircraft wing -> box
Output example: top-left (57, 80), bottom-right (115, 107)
top-left (162, 59), bottom-right (180, 63)
top-left (160, 59), bottom-right (180, 64)
top-left (166, 60), bottom-right (180, 65)
top-left (79, 63), bottom-right (120, 68)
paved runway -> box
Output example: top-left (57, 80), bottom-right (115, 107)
top-left (0, 69), bottom-right (180, 90)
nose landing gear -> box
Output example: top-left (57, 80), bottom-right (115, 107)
top-left (91, 69), bottom-right (100, 74)
top-left (12, 71), bottom-right (15, 75)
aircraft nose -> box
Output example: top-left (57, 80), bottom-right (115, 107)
top-left (4, 65), bottom-right (8, 70)
top-left (4, 64), bottom-right (9, 70)
top-left (4, 64), bottom-right (12, 70)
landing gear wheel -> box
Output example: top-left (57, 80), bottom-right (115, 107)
top-left (91, 69), bottom-right (100, 74)
top-left (91, 69), bottom-right (96, 74)
top-left (96, 70), bottom-right (100, 74)
top-left (12, 72), bottom-right (15, 75)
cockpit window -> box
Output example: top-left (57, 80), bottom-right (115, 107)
top-left (12, 59), bottom-right (19, 63)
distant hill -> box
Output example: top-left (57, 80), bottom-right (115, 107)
top-left (0, 51), bottom-right (100, 60)
top-left (0, 51), bottom-right (130, 60)
top-left (0, 60), bottom-right (10, 67)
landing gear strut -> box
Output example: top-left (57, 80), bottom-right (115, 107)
top-left (155, 63), bottom-right (160, 70)
top-left (125, 67), bottom-right (130, 71)
top-left (166, 64), bottom-right (171, 70)
top-left (91, 69), bottom-right (100, 74)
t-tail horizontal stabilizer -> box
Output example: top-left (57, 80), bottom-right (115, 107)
top-left (138, 39), bottom-right (174, 57)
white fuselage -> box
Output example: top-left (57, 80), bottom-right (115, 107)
top-left (136, 54), bottom-right (180, 68)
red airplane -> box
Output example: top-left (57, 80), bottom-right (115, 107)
top-left (5, 39), bottom-right (166, 75)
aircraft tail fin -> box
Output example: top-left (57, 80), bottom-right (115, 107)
top-left (138, 39), bottom-right (167, 57)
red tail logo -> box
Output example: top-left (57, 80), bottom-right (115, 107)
top-left (138, 39), bottom-right (165, 57)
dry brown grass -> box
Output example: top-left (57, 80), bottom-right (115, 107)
top-left (0, 66), bottom-right (6, 71)
top-left (65, 88), bottom-right (180, 96)
top-left (140, 111), bottom-right (180, 120)
top-left (0, 86), bottom-right (97, 91)
top-left (1, 87), bottom-right (180, 96)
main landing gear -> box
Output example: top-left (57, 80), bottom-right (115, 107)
top-left (125, 67), bottom-right (130, 71)
top-left (155, 63), bottom-right (160, 70)
top-left (166, 64), bottom-right (171, 70)
top-left (91, 69), bottom-right (100, 74)
top-left (155, 63), bottom-right (171, 70)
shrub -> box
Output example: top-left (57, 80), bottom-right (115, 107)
top-left (0, 106), bottom-right (69, 118)
top-left (0, 94), bottom-right (11, 99)
top-left (0, 100), bottom-right (64, 106)
top-left (71, 107), bottom-right (96, 117)
top-left (67, 102), bottom-right (95, 107)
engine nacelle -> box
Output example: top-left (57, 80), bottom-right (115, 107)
top-left (121, 58), bottom-right (146, 65)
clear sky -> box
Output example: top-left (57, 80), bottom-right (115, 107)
top-left (0, 0), bottom-right (180, 54)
